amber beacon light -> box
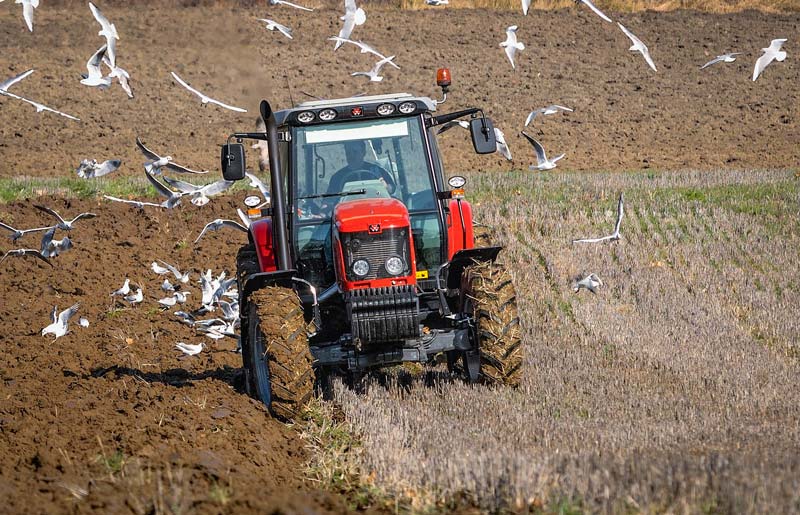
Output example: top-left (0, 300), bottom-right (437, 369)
top-left (436, 68), bottom-right (451, 93)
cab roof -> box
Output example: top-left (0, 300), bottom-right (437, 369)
top-left (274, 93), bottom-right (438, 126)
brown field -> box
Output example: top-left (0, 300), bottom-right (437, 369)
top-left (1, 2), bottom-right (799, 514)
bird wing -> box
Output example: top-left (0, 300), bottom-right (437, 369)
top-left (201, 180), bottom-right (234, 197)
top-left (4, 91), bottom-right (80, 120)
top-left (171, 72), bottom-right (206, 101)
top-left (752, 52), bottom-right (773, 81)
top-left (275, 22), bottom-right (293, 39)
top-left (135, 136), bottom-right (162, 161)
top-left (520, 131), bottom-right (547, 164)
top-left (103, 195), bottom-right (163, 208)
top-left (613, 192), bottom-right (624, 235)
top-left (503, 45), bottom-right (517, 69)
top-left (29, 249), bottom-right (53, 266)
top-left (58, 303), bottom-right (80, 325)
top-left (22, 2), bottom-right (34, 32)
top-left (0, 69), bottom-right (35, 92)
top-left (580, 0), bottom-right (612, 22)
top-left (95, 160), bottom-right (121, 177)
top-left (162, 175), bottom-right (200, 193)
top-left (145, 170), bottom-right (179, 199)
top-left (157, 259), bottom-right (183, 280)
top-left (769, 38), bottom-right (787, 52)
top-left (494, 128), bottom-right (512, 161)
top-left (572, 235), bottom-right (612, 244)
top-left (521, 0), bottom-right (531, 15)
top-left (641, 47), bottom-right (657, 71)
top-left (162, 161), bottom-right (208, 175)
top-left (552, 104), bottom-right (574, 112)
top-left (338, 14), bottom-right (357, 43)
top-left (34, 205), bottom-right (66, 226)
top-left (89, 2), bottom-right (113, 35)
top-left (0, 221), bottom-right (18, 235)
top-left (205, 96), bottom-right (248, 113)
top-left (245, 172), bottom-right (270, 198)
top-left (371, 55), bottom-right (395, 75)
top-left (85, 45), bottom-right (108, 79)
top-left (524, 109), bottom-right (542, 126)
top-left (700, 56), bottom-right (722, 69)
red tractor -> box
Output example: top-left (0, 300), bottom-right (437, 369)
top-left (221, 71), bottom-right (522, 420)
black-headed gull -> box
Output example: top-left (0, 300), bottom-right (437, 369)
top-left (102, 55), bottom-right (133, 98)
top-left (103, 195), bottom-right (164, 209)
top-left (124, 288), bottom-right (143, 304)
top-left (270, 0), bottom-right (313, 10)
top-left (81, 45), bottom-right (112, 88)
top-left (700, 52), bottom-right (742, 70)
top-left (327, 37), bottom-right (400, 69)
top-left (175, 342), bottom-right (205, 356)
top-left (0, 69), bottom-right (80, 120)
top-left (42, 304), bottom-right (80, 339)
top-left (170, 72), bottom-right (247, 113)
top-left (39, 226), bottom-right (72, 258)
top-left (521, 131), bottom-right (564, 170)
top-left (76, 158), bottom-right (121, 179)
top-left (156, 260), bottom-right (191, 283)
top-left (258, 18), bottom-right (293, 39)
top-left (145, 171), bottom-right (184, 209)
top-left (500, 26), bottom-right (525, 70)
top-left (335, 0), bottom-right (366, 50)
top-left (572, 193), bottom-right (624, 243)
top-left (494, 128), bottom-right (512, 161)
top-left (351, 55), bottom-right (396, 82)
top-left (576, 0), bottom-right (611, 22)
top-left (135, 136), bottom-right (207, 175)
top-left (618, 22), bottom-right (656, 72)
top-left (34, 205), bottom-right (96, 231)
top-left (194, 219), bottom-right (249, 244)
top-left (573, 273), bottom-right (603, 293)
top-left (0, 220), bottom-right (53, 242)
top-left (753, 39), bottom-right (787, 81)
top-left (524, 105), bottom-right (573, 127)
top-left (89, 2), bottom-right (119, 68)
top-left (111, 278), bottom-right (130, 296)
top-left (0, 248), bottom-right (52, 267)
top-left (160, 176), bottom-right (234, 207)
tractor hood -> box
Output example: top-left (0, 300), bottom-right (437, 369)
top-left (334, 198), bottom-right (410, 234)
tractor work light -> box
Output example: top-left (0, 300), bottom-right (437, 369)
top-left (352, 259), bottom-right (370, 277)
top-left (319, 108), bottom-right (337, 121)
top-left (297, 111), bottom-right (315, 123)
top-left (385, 256), bottom-right (405, 276)
top-left (398, 101), bottom-right (416, 114)
top-left (436, 68), bottom-right (451, 88)
top-left (376, 103), bottom-right (395, 116)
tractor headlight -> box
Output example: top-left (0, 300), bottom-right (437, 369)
top-left (385, 256), bottom-right (405, 276)
top-left (352, 259), bottom-right (370, 278)
top-left (297, 111), bottom-right (315, 123)
top-left (398, 101), bottom-right (416, 114)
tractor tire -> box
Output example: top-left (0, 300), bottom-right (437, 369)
top-left (244, 286), bottom-right (315, 421)
top-left (462, 261), bottom-right (523, 387)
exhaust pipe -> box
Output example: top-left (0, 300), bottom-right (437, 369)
top-left (260, 100), bottom-right (291, 271)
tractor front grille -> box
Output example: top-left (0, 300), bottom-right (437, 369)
top-left (340, 227), bottom-right (412, 282)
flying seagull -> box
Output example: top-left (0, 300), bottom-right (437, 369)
top-left (156, 259), bottom-right (191, 284)
top-left (34, 205), bottom-right (96, 231)
top-left (103, 195), bottom-right (164, 209)
top-left (335, 0), bottom-right (367, 50)
top-left (257, 18), bottom-right (293, 39)
top-left (524, 105), bottom-right (573, 127)
top-left (102, 55), bottom-right (133, 98)
top-left (522, 0), bottom-right (531, 15)
top-left (327, 37), bottom-right (400, 69)
top-left (572, 192), bottom-right (625, 243)
top-left (0, 69), bottom-right (35, 92)
top-left (0, 248), bottom-right (52, 267)
top-left (436, 120), bottom-right (469, 134)
top-left (194, 219), bottom-right (249, 244)
top-left (573, 273), bottom-right (603, 294)
top-left (145, 171), bottom-right (184, 209)
top-left (494, 127), bottom-right (512, 161)
top-left (136, 137), bottom-right (207, 175)
top-left (89, 2), bottom-right (119, 68)
top-left (42, 304), bottom-right (80, 339)
top-left (0, 70), bottom-right (80, 120)
top-left (351, 55), bottom-right (396, 82)
top-left (0, 221), bottom-right (53, 242)
top-left (17, 0), bottom-right (38, 32)
top-left (752, 38), bottom-right (787, 81)
top-left (39, 226), bottom-right (72, 258)
top-left (76, 159), bottom-right (121, 179)
top-left (699, 52), bottom-right (742, 70)
top-left (521, 131), bottom-right (564, 170)
top-left (576, 0), bottom-right (612, 22)
top-left (175, 341), bottom-right (205, 357)
top-left (500, 26), bottom-right (525, 70)
top-left (81, 45), bottom-right (112, 89)
top-left (426, 0), bottom-right (449, 5)
top-left (618, 22), bottom-right (657, 72)
top-left (245, 172), bottom-right (271, 204)
top-left (269, 0), bottom-right (313, 10)
top-left (161, 176), bottom-right (234, 207)
top-left (170, 72), bottom-right (247, 113)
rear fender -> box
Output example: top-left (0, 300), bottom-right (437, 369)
top-left (249, 218), bottom-right (277, 272)
top-left (445, 246), bottom-right (502, 291)
top-left (446, 199), bottom-right (475, 260)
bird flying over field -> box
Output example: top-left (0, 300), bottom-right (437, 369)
top-left (699, 52), bottom-right (742, 70)
top-left (258, 18), bottom-right (293, 39)
top-left (576, 0), bottom-right (611, 22)
top-left (0, 69), bottom-right (34, 92)
top-left (0, 248), bottom-right (52, 267)
top-left (145, 170), bottom-right (184, 209)
top-left (521, 0), bottom-right (531, 15)
top-left (194, 219), bottom-right (249, 244)
top-left (494, 127), bottom-right (512, 161)
top-left (572, 192), bottom-right (625, 243)
top-left (175, 342), bottom-right (205, 356)
top-left (16, 0), bottom-right (38, 32)
top-left (335, 0), bottom-right (367, 50)
top-left (154, 260), bottom-right (191, 284)
top-left (39, 226), bottom-right (73, 258)
top-left (76, 158), bottom-right (121, 178)
top-left (0, 69), bottom-right (80, 120)
top-left (103, 195), bottom-right (165, 209)
top-left (34, 205), bottom-right (96, 231)
top-left (161, 176), bottom-right (234, 206)
top-left (136, 137), bottom-right (207, 175)
top-left (269, 0), bottom-right (314, 11)
top-left (436, 120), bottom-right (469, 134)
top-left (102, 55), bottom-right (133, 98)
top-left (170, 72), bottom-right (247, 113)
top-left (41, 303), bottom-right (80, 339)
top-left (327, 37), bottom-right (400, 69)
top-left (521, 131), bottom-right (564, 170)
top-left (245, 172), bottom-right (271, 205)
top-left (89, 2), bottom-right (119, 68)
top-left (351, 56), bottom-right (396, 82)
top-left (573, 273), bottom-right (603, 293)
top-left (0, 221), bottom-right (53, 242)
top-left (618, 23), bottom-right (656, 72)
top-left (81, 45), bottom-right (112, 88)
top-left (752, 39), bottom-right (787, 81)
top-left (500, 26), bottom-right (525, 70)
top-left (524, 105), bottom-right (573, 127)
top-left (426, 0), bottom-right (449, 5)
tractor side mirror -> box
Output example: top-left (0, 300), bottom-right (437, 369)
top-left (469, 117), bottom-right (496, 154)
top-left (221, 143), bottom-right (246, 181)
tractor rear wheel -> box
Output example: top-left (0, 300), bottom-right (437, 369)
top-left (461, 261), bottom-right (523, 387)
top-left (243, 286), bottom-right (315, 421)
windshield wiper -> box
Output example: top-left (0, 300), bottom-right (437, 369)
top-left (298, 189), bottom-right (367, 200)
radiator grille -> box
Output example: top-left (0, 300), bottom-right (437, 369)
top-left (341, 228), bottom-right (411, 281)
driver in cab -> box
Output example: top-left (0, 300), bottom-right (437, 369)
top-left (327, 140), bottom-right (396, 195)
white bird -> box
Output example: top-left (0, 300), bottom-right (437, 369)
top-left (426, 0), bottom-right (448, 5)
top-left (151, 261), bottom-right (170, 275)
top-left (245, 172), bottom-right (271, 204)
top-left (618, 22), bottom-right (657, 72)
top-left (81, 45), bottom-right (113, 88)
top-left (700, 52), bottom-right (742, 70)
top-left (16, 0), bottom-right (38, 32)
top-left (521, 0), bottom-right (531, 15)
top-left (0, 69), bottom-right (80, 121)
top-left (524, 105), bottom-right (573, 127)
top-left (237, 208), bottom-right (252, 229)
top-left (102, 55), bottom-right (133, 98)
top-left (157, 260), bottom-right (191, 283)
top-left (576, 0), bottom-right (612, 22)
top-left (111, 278), bottom-right (130, 296)
top-left (194, 219), bottom-right (249, 244)
top-left (0, 248), bottom-right (52, 267)
top-left (327, 37), bottom-right (400, 69)
top-left (752, 39), bottom-right (787, 81)
top-left (0, 221), bottom-right (53, 242)
top-left (160, 176), bottom-right (234, 207)
top-left (335, 0), bottom-right (367, 50)
top-left (436, 120), bottom-right (469, 134)
top-left (170, 72), bottom-right (247, 113)
top-left (269, 0), bottom-right (313, 10)
top-left (145, 170), bottom-right (184, 209)
top-left (175, 341), bottom-right (205, 357)
top-left (500, 26), bottom-right (525, 70)
top-left (494, 127), bottom-right (512, 161)
top-left (89, 2), bottom-right (119, 68)
top-left (572, 192), bottom-right (625, 243)
top-left (103, 195), bottom-right (164, 209)
top-left (42, 304), bottom-right (80, 339)
top-left (521, 131), bottom-right (564, 170)
top-left (573, 273), bottom-right (603, 294)
top-left (197, 321), bottom-right (238, 340)
top-left (158, 295), bottom-right (177, 308)
top-left (34, 205), bottom-right (96, 231)
top-left (218, 299), bottom-right (240, 322)
top-left (124, 288), bottom-right (143, 304)
top-left (76, 159), bottom-right (121, 179)
top-left (174, 291), bottom-right (190, 304)
top-left (161, 278), bottom-right (175, 292)
top-left (39, 227), bottom-right (73, 258)
top-left (78, 317), bottom-right (90, 328)
top-left (257, 18), bottom-right (293, 39)
top-left (351, 55), bottom-right (396, 82)
top-left (136, 137), bottom-right (207, 175)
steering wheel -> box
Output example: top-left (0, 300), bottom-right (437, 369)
top-left (339, 168), bottom-right (396, 194)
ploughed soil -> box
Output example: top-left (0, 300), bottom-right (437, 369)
top-left (0, 4), bottom-right (798, 514)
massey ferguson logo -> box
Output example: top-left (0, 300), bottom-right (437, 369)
top-left (368, 224), bottom-right (381, 233)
